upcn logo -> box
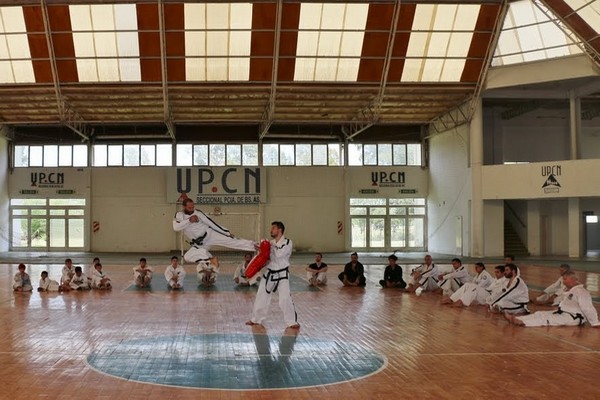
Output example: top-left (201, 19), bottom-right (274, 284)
top-left (541, 165), bottom-right (561, 194)
top-left (371, 171), bottom-right (405, 187)
top-left (31, 172), bottom-right (64, 188)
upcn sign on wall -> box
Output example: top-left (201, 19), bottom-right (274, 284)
top-left (167, 167), bottom-right (266, 204)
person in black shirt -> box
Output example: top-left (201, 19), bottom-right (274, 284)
top-left (306, 252), bottom-right (328, 286)
top-left (338, 252), bottom-right (366, 287)
top-left (379, 254), bottom-right (406, 289)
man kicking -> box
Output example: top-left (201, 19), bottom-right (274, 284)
top-left (173, 199), bottom-right (255, 283)
top-left (506, 271), bottom-right (599, 328)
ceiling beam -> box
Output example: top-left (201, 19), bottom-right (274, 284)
top-left (158, 0), bottom-right (175, 141)
top-left (428, 0), bottom-right (509, 134)
top-left (259, 0), bottom-right (283, 139)
top-left (535, 0), bottom-right (600, 66)
top-left (342, 0), bottom-right (403, 141)
top-left (40, 0), bottom-right (90, 142)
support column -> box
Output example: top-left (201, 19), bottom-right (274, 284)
top-left (527, 200), bottom-right (541, 256)
top-left (569, 90), bottom-right (581, 160)
top-left (568, 198), bottom-right (583, 258)
top-left (470, 98), bottom-right (484, 257)
top-left (0, 132), bottom-right (9, 251)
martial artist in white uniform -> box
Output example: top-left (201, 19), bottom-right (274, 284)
top-left (408, 255), bottom-right (439, 292)
top-left (172, 199), bottom-right (255, 273)
top-left (234, 252), bottom-right (260, 286)
top-left (488, 264), bottom-right (529, 314)
top-left (246, 221), bottom-right (299, 329)
top-left (38, 271), bottom-right (61, 292)
top-left (133, 258), bottom-right (153, 288)
top-left (91, 264), bottom-right (112, 290)
top-left (535, 264), bottom-right (570, 306)
top-left (13, 264), bottom-right (33, 292)
top-left (508, 271), bottom-right (599, 327)
top-left (445, 262), bottom-right (494, 306)
top-left (70, 267), bottom-right (90, 290)
top-left (438, 258), bottom-right (471, 297)
top-left (61, 258), bottom-right (75, 288)
top-left (165, 256), bottom-right (186, 290)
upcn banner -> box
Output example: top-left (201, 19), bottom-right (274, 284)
top-left (9, 168), bottom-right (90, 197)
top-left (167, 167), bottom-right (266, 204)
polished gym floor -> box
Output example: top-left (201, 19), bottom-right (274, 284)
top-left (1, 253), bottom-right (598, 399)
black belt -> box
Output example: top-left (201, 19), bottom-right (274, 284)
top-left (189, 232), bottom-right (207, 246)
top-left (264, 267), bottom-right (289, 294)
top-left (553, 308), bottom-right (584, 322)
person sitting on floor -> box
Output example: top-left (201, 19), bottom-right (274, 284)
top-left (506, 271), bottom-right (599, 328)
top-left (535, 263), bottom-right (570, 306)
top-left (13, 263), bottom-right (33, 292)
top-left (306, 252), bottom-right (328, 287)
top-left (379, 254), bottom-right (406, 289)
top-left (338, 252), bottom-right (366, 287)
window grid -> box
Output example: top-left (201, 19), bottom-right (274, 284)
top-left (14, 143), bottom-right (421, 167)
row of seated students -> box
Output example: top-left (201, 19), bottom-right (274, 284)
top-left (330, 252), bottom-right (598, 328)
top-left (13, 254), bottom-right (263, 293)
top-left (13, 258), bottom-right (112, 292)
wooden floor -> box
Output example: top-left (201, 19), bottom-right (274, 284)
top-left (1, 258), bottom-right (599, 400)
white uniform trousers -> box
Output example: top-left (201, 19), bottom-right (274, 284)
top-left (517, 311), bottom-right (582, 327)
top-left (450, 283), bottom-right (489, 306)
top-left (250, 269), bottom-right (297, 327)
top-left (183, 230), bottom-right (255, 263)
top-left (409, 275), bottom-right (439, 291)
top-left (307, 271), bottom-right (327, 285)
top-left (439, 277), bottom-right (463, 296)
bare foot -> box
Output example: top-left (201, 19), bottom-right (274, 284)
top-left (452, 299), bottom-right (464, 308)
top-left (245, 320), bottom-right (261, 326)
top-left (503, 311), bottom-right (514, 324)
top-left (287, 323), bottom-right (300, 329)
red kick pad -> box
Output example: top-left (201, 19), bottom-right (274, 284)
top-left (245, 240), bottom-right (270, 279)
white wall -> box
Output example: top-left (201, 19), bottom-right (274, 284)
top-left (0, 135), bottom-right (8, 251)
top-left (484, 107), bottom-right (571, 164)
top-left (264, 167), bottom-right (346, 252)
top-left (581, 119), bottom-right (600, 160)
top-left (540, 200), bottom-right (569, 256)
top-left (483, 200), bottom-right (503, 256)
top-left (427, 124), bottom-right (471, 256)
top-left (91, 168), bottom-right (175, 252)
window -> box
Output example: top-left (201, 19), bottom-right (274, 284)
top-left (262, 143), bottom-right (343, 166)
top-left (349, 143), bottom-right (422, 166)
top-left (93, 144), bottom-right (172, 166)
top-left (350, 197), bottom-right (426, 251)
top-left (13, 145), bottom-right (89, 167)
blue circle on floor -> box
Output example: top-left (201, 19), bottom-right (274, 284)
top-left (86, 333), bottom-right (386, 390)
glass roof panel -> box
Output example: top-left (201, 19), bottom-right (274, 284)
top-left (185, 3), bottom-right (252, 81)
top-left (401, 3), bottom-right (479, 82)
top-left (70, 4), bottom-right (140, 82)
top-left (492, 0), bottom-right (583, 67)
top-left (294, 3), bottom-right (367, 82)
top-left (565, 0), bottom-right (600, 34)
top-left (0, 6), bottom-right (35, 83)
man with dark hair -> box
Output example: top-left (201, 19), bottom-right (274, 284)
top-left (488, 263), bottom-right (529, 314)
top-left (338, 252), bottom-right (366, 287)
top-left (306, 252), bottom-right (328, 286)
top-left (506, 271), bottom-right (599, 328)
top-left (442, 262), bottom-right (493, 306)
top-left (379, 254), bottom-right (406, 289)
top-left (173, 198), bottom-right (255, 276)
top-left (438, 258), bottom-right (470, 297)
top-left (246, 221), bottom-right (299, 329)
